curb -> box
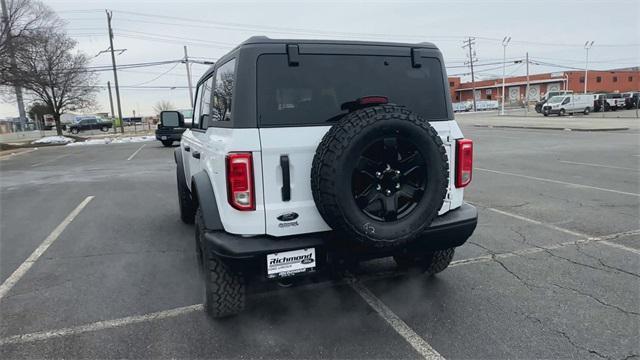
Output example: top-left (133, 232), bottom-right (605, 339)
top-left (473, 125), bottom-right (629, 132)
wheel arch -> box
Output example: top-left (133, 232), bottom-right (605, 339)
top-left (191, 171), bottom-right (224, 231)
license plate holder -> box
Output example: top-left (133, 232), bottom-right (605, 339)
top-left (266, 248), bottom-right (316, 279)
top-left (161, 136), bottom-right (167, 140)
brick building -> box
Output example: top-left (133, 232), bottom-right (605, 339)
top-left (449, 68), bottom-right (640, 104)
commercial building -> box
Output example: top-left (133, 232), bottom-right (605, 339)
top-left (449, 68), bottom-right (640, 104)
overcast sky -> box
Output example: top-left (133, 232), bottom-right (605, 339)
top-left (1, 0), bottom-right (639, 118)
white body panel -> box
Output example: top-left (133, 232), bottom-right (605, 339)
top-left (258, 120), bottom-right (464, 237)
top-left (546, 94), bottom-right (593, 113)
top-left (182, 127), bottom-right (266, 235)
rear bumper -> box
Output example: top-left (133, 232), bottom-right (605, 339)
top-left (155, 131), bottom-right (182, 141)
top-left (204, 202), bottom-right (478, 261)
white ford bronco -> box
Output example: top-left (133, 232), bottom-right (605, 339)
top-left (165, 37), bottom-right (478, 318)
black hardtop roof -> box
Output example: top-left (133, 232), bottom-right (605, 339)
top-left (240, 36), bottom-right (438, 49)
top-left (198, 36), bottom-right (440, 84)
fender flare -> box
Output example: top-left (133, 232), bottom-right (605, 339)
top-left (192, 171), bottom-right (224, 231)
top-left (174, 148), bottom-right (188, 188)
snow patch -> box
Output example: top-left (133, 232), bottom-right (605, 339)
top-left (66, 136), bottom-right (156, 146)
top-left (32, 136), bottom-right (75, 145)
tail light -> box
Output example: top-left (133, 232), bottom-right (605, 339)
top-left (358, 96), bottom-right (388, 105)
top-left (455, 139), bottom-right (473, 188)
top-left (226, 152), bottom-right (255, 211)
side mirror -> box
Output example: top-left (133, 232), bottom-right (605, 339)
top-left (160, 111), bottom-right (184, 128)
top-left (200, 113), bottom-right (211, 128)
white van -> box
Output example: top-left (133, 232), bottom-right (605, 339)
top-left (542, 94), bottom-right (593, 116)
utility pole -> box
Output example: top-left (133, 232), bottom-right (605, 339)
top-left (501, 36), bottom-right (511, 116)
top-left (183, 46), bottom-right (194, 107)
top-left (106, 10), bottom-right (124, 134)
top-left (525, 52), bottom-right (530, 116)
top-left (462, 37), bottom-right (478, 112)
top-left (584, 41), bottom-right (594, 94)
top-left (1, 0), bottom-right (27, 127)
top-left (107, 81), bottom-right (116, 133)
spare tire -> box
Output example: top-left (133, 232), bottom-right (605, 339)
top-left (311, 105), bottom-right (449, 250)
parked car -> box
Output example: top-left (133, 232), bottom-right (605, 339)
top-left (68, 116), bottom-right (113, 134)
top-left (535, 90), bottom-right (573, 113)
top-left (542, 94), bottom-right (593, 116)
top-left (123, 117), bottom-right (143, 125)
top-left (623, 92), bottom-right (639, 109)
top-left (592, 93), bottom-right (607, 112)
top-left (452, 102), bottom-right (472, 112)
top-left (475, 100), bottom-right (499, 111)
top-left (170, 36), bottom-right (477, 318)
top-left (605, 93), bottom-right (626, 111)
top-left (155, 109), bottom-right (192, 147)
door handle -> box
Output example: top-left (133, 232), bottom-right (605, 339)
top-left (184, 146), bottom-right (190, 152)
top-left (280, 155), bottom-right (291, 201)
top-left (192, 151), bottom-right (200, 159)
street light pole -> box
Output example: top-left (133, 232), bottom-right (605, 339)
top-left (501, 36), bottom-right (511, 116)
top-left (584, 41), bottom-right (594, 94)
top-left (525, 52), bottom-right (530, 116)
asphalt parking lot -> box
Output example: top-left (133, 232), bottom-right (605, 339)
top-left (0, 116), bottom-right (638, 359)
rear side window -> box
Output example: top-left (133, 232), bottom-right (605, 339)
top-left (193, 76), bottom-right (213, 128)
top-left (257, 54), bottom-right (448, 127)
top-left (211, 59), bottom-right (236, 123)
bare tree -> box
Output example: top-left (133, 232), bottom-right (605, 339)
top-left (11, 30), bottom-right (98, 135)
top-left (0, 0), bottom-right (60, 84)
top-left (153, 100), bottom-right (174, 115)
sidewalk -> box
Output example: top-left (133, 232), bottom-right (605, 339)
top-left (456, 109), bottom-right (638, 132)
top-left (0, 129), bottom-right (155, 149)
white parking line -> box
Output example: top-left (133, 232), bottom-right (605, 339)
top-left (31, 153), bottom-right (72, 167)
top-left (1, 198), bottom-right (636, 350)
top-left (450, 229), bottom-right (640, 268)
top-left (478, 204), bottom-right (640, 255)
top-left (558, 160), bottom-right (638, 171)
top-left (483, 206), bottom-right (588, 238)
top-left (600, 240), bottom-right (640, 255)
top-left (0, 304), bottom-right (203, 346)
top-left (349, 279), bottom-right (444, 360)
top-left (126, 144), bottom-right (146, 161)
top-left (475, 167), bottom-right (640, 197)
top-left (1, 227), bottom-right (636, 348)
top-left (0, 148), bottom-right (37, 160)
top-left (0, 196), bottom-right (94, 301)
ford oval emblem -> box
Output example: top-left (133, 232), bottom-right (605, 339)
top-left (301, 258), bottom-right (314, 264)
top-left (277, 212), bottom-right (299, 222)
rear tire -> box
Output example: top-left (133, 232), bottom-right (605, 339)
top-left (162, 140), bottom-right (173, 147)
top-left (195, 208), bottom-right (206, 275)
top-left (394, 248), bottom-right (455, 276)
top-left (101, 126), bottom-right (109, 132)
top-left (177, 164), bottom-right (195, 224)
top-left (200, 216), bottom-right (245, 318)
top-left (584, 107), bottom-right (590, 115)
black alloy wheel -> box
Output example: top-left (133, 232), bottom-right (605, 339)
top-left (352, 136), bottom-right (426, 222)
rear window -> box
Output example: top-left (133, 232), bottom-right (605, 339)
top-left (257, 54), bottom-right (448, 127)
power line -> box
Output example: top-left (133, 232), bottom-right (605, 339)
top-left (125, 62), bottom-right (181, 87)
top-left (61, 10), bottom-right (640, 48)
